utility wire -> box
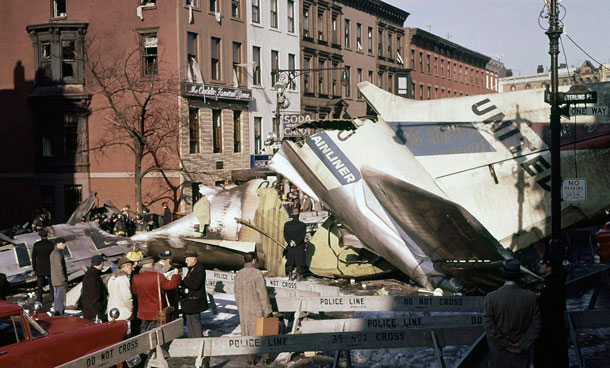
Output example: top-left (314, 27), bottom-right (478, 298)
top-left (564, 33), bottom-right (610, 71)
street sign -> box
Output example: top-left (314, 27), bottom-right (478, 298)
top-left (561, 91), bottom-right (597, 104)
top-left (569, 106), bottom-right (608, 116)
top-left (562, 178), bottom-right (586, 203)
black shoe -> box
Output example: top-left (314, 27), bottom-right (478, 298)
top-left (263, 359), bottom-right (272, 365)
top-left (247, 361), bottom-right (256, 366)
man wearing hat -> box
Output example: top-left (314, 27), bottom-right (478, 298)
top-left (156, 250), bottom-right (179, 320)
top-left (283, 208), bottom-right (308, 280)
top-left (180, 251), bottom-right (208, 338)
top-left (533, 252), bottom-right (568, 367)
top-left (32, 230), bottom-right (55, 304)
top-left (107, 257), bottom-right (135, 322)
top-left (483, 259), bottom-right (541, 368)
top-left (82, 255), bottom-right (106, 321)
top-left (50, 237), bottom-right (68, 315)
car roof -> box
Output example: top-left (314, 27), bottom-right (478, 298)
top-left (0, 300), bottom-right (22, 316)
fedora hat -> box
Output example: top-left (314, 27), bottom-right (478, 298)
top-left (501, 259), bottom-right (521, 276)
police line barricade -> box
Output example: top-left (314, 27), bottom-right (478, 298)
top-left (168, 326), bottom-right (484, 368)
top-left (205, 278), bottom-right (321, 298)
top-left (566, 309), bottom-right (610, 368)
top-left (205, 270), bottom-right (340, 296)
top-left (299, 313), bottom-right (483, 333)
top-left (57, 319), bottom-right (183, 368)
top-left (271, 295), bottom-right (485, 313)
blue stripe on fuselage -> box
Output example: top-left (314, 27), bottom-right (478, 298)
top-left (388, 122), bottom-right (496, 156)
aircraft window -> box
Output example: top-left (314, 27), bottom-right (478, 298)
top-left (0, 315), bottom-right (27, 346)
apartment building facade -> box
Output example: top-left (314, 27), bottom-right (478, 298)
top-left (300, 0), bottom-right (409, 119)
top-left (246, 0), bottom-right (301, 155)
top-left (0, 0), bottom-right (252, 227)
top-left (405, 28), bottom-right (497, 100)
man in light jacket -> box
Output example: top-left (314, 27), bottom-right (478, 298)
top-left (234, 252), bottom-right (273, 366)
top-left (107, 257), bottom-right (134, 321)
top-left (49, 237), bottom-right (68, 315)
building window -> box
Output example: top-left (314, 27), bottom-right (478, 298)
top-left (427, 86), bottom-right (431, 100)
top-left (377, 29), bottom-right (383, 57)
top-left (303, 7), bottom-right (309, 37)
top-left (368, 70), bottom-right (373, 82)
top-left (64, 113), bottom-right (78, 155)
top-left (434, 87), bottom-right (438, 99)
top-left (396, 35), bottom-right (402, 61)
top-left (332, 15), bottom-right (338, 45)
top-left (317, 10), bottom-right (325, 41)
top-left (232, 42), bottom-right (242, 87)
top-left (189, 108), bottom-right (199, 154)
top-left (254, 117), bottom-right (262, 154)
top-left (377, 71), bottom-right (383, 88)
top-left (271, 50), bottom-right (279, 85)
top-left (41, 185), bottom-right (55, 220)
top-left (231, 0), bottom-right (239, 18)
top-left (331, 62), bottom-right (339, 96)
top-left (211, 37), bottom-right (220, 80)
top-left (288, 53), bottom-right (296, 89)
top-left (367, 27), bottom-right (373, 54)
top-left (411, 82), bottom-right (415, 98)
top-left (210, 0), bottom-right (218, 12)
top-left (344, 19), bottom-right (350, 48)
top-left (287, 0), bottom-right (295, 33)
top-left (410, 49), bottom-right (415, 69)
top-left (356, 23), bottom-right (362, 51)
top-left (357, 68), bottom-right (362, 98)
top-left (52, 0), bottom-right (66, 18)
top-left (233, 110), bottom-right (241, 153)
top-left (141, 33), bottom-right (158, 76)
top-left (434, 56), bottom-right (438, 75)
top-left (419, 52), bottom-right (423, 72)
top-left (525, 84), bottom-right (531, 90)
top-left (387, 33), bottom-right (392, 59)
top-left (303, 56), bottom-right (311, 93)
top-left (61, 40), bottom-right (76, 81)
top-left (419, 84), bottom-right (423, 100)
top-left (426, 54), bottom-right (430, 73)
top-left (42, 136), bottom-right (53, 157)
top-left (252, 46), bottom-right (261, 86)
top-left (388, 73), bottom-right (393, 93)
top-left (212, 109), bottom-right (222, 153)
top-left (441, 59), bottom-right (444, 77)
top-left (270, 0), bottom-right (278, 28)
top-left (64, 185), bottom-right (82, 221)
top-left (187, 32), bottom-right (203, 83)
top-left (252, 0), bottom-right (260, 23)
top-left (318, 59), bottom-right (326, 95)
top-left (447, 60), bottom-right (451, 79)
top-left (344, 66), bottom-right (351, 97)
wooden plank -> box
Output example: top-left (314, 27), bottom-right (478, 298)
top-left (272, 295), bottom-right (485, 313)
top-left (300, 314), bottom-right (483, 333)
top-left (169, 326), bottom-right (484, 357)
top-left (567, 309), bottom-right (610, 329)
top-left (58, 319), bottom-right (183, 368)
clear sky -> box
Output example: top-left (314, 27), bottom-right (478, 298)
top-left (385, 0), bottom-right (610, 76)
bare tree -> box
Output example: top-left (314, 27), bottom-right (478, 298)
top-left (85, 38), bottom-right (183, 213)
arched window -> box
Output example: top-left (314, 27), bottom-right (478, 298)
top-left (510, 85), bottom-right (516, 91)
top-left (525, 84), bottom-right (531, 90)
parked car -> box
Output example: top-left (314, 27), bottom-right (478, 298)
top-left (0, 300), bottom-right (127, 367)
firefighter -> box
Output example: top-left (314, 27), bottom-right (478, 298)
top-left (113, 214), bottom-right (128, 236)
top-left (135, 214), bottom-right (148, 234)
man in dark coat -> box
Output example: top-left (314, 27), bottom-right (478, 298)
top-left (180, 252), bottom-right (208, 338)
top-left (162, 202), bottom-right (172, 225)
top-left (0, 273), bottom-right (10, 300)
top-left (483, 259), bottom-right (541, 368)
top-left (283, 208), bottom-right (307, 280)
top-left (82, 255), bottom-right (106, 321)
top-left (31, 230), bottom-right (55, 303)
top-left (533, 251), bottom-right (568, 367)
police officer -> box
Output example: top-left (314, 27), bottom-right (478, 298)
top-left (283, 208), bottom-right (308, 280)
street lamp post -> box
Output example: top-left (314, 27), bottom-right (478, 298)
top-left (272, 67), bottom-right (348, 144)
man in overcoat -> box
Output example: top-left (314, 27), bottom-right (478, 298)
top-left (483, 259), bottom-right (541, 368)
top-left (180, 252), bottom-right (208, 338)
top-left (283, 208), bottom-right (307, 280)
top-left (234, 252), bottom-right (273, 366)
top-left (82, 255), bottom-right (106, 321)
top-left (32, 230), bottom-right (55, 303)
top-left (533, 251), bottom-right (568, 367)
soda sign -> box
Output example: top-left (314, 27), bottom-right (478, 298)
top-left (562, 178), bottom-right (586, 203)
top-left (282, 114), bottom-right (313, 137)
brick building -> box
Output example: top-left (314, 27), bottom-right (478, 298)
top-left (500, 61), bottom-right (602, 92)
top-left (0, 0), bottom-right (252, 227)
top-left (300, 0), bottom-right (409, 118)
top-left (405, 28), bottom-right (498, 100)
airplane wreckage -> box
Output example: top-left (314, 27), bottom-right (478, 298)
top-left (2, 82), bottom-right (610, 293)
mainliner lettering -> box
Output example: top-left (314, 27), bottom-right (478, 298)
top-left (306, 132), bottom-right (361, 185)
